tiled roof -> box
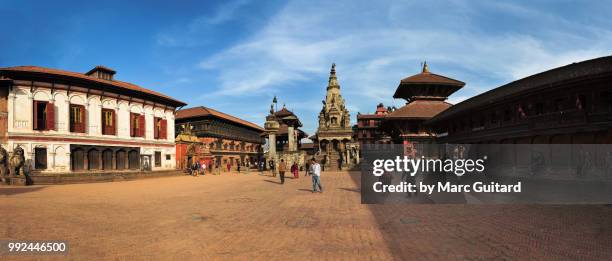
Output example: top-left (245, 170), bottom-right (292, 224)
top-left (400, 71), bottom-right (464, 86)
top-left (0, 65), bottom-right (186, 107)
top-left (176, 106), bottom-right (264, 132)
top-left (357, 113), bottom-right (386, 119)
top-left (386, 100), bottom-right (452, 119)
top-left (274, 107), bottom-right (296, 117)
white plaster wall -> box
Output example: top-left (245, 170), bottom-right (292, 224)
top-left (8, 85), bottom-right (178, 172)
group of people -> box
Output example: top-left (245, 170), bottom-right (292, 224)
top-left (190, 161), bottom-right (207, 176)
top-left (276, 158), bottom-right (323, 193)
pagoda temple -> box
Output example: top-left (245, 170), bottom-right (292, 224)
top-left (383, 62), bottom-right (464, 153)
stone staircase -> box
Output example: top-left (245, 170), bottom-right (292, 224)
top-left (328, 151), bottom-right (341, 171)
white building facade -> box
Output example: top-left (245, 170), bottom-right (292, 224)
top-left (0, 65), bottom-right (186, 173)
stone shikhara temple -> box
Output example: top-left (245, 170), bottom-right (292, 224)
top-left (312, 63), bottom-right (359, 170)
top-left (0, 65), bottom-right (186, 176)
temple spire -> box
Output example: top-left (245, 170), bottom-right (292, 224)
top-left (327, 63), bottom-right (339, 89)
top-left (422, 61), bottom-right (430, 73)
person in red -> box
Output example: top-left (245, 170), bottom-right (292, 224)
top-left (291, 162), bottom-right (299, 179)
top-left (226, 162), bottom-right (231, 172)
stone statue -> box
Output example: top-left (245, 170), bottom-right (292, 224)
top-left (0, 145), bottom-right (8, 183)
top-left (270, 104), bottom-right (274, 115)
top-left (10, 146), bottom-right (25, 176)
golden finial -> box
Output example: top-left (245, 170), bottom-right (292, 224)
top-left (422, 61), bottom-right (429, 73)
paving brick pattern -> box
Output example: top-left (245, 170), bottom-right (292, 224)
top-left (1, 171), bottom-right (611, 260)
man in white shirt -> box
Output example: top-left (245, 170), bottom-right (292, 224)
top-left (309, 158), bottom-right (323, 193)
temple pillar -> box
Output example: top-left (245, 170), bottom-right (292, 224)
top-left (288, 125), bottom-right (295, 151)
top-left (268, 133), bottom-right (278, 176)
top-left (346, 146), bottom-right (351, 166)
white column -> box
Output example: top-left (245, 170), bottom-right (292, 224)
top-left (8, 92), bottom-right (16, 132)
top-left (346, 146), bottom-right (351, 165)
top-left (64, 100), bottom-right (70, 133)
top-left (268, 133), bottom-right (277, 175)
top-left (288, 126), bottom-right (295, 151)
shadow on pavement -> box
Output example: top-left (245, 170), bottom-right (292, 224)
top-left (345, 170), bottom-right (612, 260)
top-left (338, 187), bottom-right (360, 193)
top-left (263, 179), bottom-right (282, 185)
top-left (0, 186), bottom-right (45, 196)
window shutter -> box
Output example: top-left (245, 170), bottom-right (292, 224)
top-left (33, 101), bottom-right (39, 130)
top-left (154, 117), bottom-right (159, 139)
top-left (101, 109), bottom-right (106, 134)
top-left (112, 110), bottom-right (116, 135)
top-left (161, 119), bottom-right (167, 139)
top-left (46, 103), bottom-right (55, 130)
top-left (138, 115), bottom-right (145, 137)
top-left (80, 105), bottom-right (87, 133)
top-left (130, 113), bottom-right (135, 137)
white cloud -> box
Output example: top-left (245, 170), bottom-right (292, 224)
top-left (194, 0), bottom-right (612, 132)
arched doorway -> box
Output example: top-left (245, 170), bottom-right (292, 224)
top-left (116, 150), bottom-right (126, 170)
top-left (128, 150), bottom-right (139, 169)
top-left (71, 148), bottom-right (85, 171)
top-left (102, 149), bottom-right (113, 170)
top-left (88, 149), bottom-right (100, 170)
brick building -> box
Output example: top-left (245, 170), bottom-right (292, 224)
top-left (175, 106), bottom-right (264, 172)
top-left (355, 103), bottom-right (392, 145)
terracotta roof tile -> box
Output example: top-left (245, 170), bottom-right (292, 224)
top-left (0, 65), bottom-right (186, 106)
top-left (386, 100), bottom-right (452, 119)
top-left (176, 106), bottom-right (264, 132)
top-left (274, 107), bottom-right (295, 117)
top-left (400, 71), bottom-right (464, 86)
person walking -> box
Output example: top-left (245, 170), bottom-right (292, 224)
top-left (291, 162), bottom-right (299, 179)
top-left (237, 164), bottom-right (241, 173)
top-left (227, 162), bottom-right (231, 173)
top-left (278, 159), bottom-right (287, 184)
top-left (304, 162), bottom-right (311, 177)
top-left (201, 162), bottom-right (206, 176)
top-left (309, 158), bottom-right (323, 193)
top-left (193, 162), bottom-right (199, 177)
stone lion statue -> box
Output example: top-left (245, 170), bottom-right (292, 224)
top-left (0, 145), bottom-right (8, 183)
top-left (10, 146), bottom-right (25, 176)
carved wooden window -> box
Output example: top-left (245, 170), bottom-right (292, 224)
top-left (101, 109), bottom-right (116, 135)
top-left (154, 117), bottom-right (167, 140)
top-left (69, 104), bottom-right (86, 133)
top-left (130, 113), bottom-right (145, 137)
top-left (33, 101), bottom-right (54, 131)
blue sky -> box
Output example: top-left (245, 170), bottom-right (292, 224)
top-left (1, 0), bottom-right (612, 136)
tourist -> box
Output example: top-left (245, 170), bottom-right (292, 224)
top-left (278, 159), bottom-right (287, 184)
top-left (270, 160), bottom-right (276, 177)
top-left (310, 158), bottom-right (323, 192)
top-left (237, 164), bottom-right (241, 173)
top-left (291, 162), bottom-right (298, 179)
top-left (304, 161), bottom-right (311, 176)
top-left (192, 162), bottom-right (198, 177)
top-left (201, 162), bottom-right (206, 175)
top-left (227, 162), bottom-right (231, 173)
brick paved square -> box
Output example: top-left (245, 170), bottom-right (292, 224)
top-left (1, 171), bottom-right (611, 260)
